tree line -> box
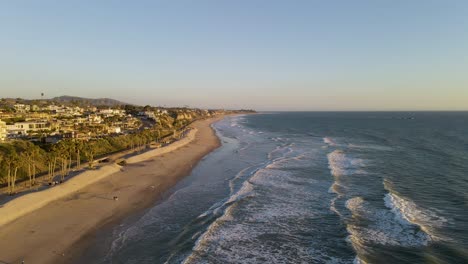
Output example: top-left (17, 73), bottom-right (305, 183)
top-left (0, 127), bottom-right (176, 195)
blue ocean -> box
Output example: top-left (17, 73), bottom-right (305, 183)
top-left (85, 112), bottom-right (468, 263)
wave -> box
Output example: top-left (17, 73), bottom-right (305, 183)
top-left (265, 152), bottom-right (311, 170)
top-left (330, 197), bottom-right (343, 218)
top-left (323, 137), bottom-right (337, 146)
top-left (229, 115), bottom-right (246, 126)
top-left (327, 150), bottom-right (366, 177)
top-left (324, 136), bottom-right (393, 152)
top-left (384, 192), bottom-right (449, 241)
top-left (348, 143), bottom-right (393, 151)
top-left (345, 196), bottom-right (431, 247)
top-left (354, 256), bottom-right (368, 264)
top-left (328, 181), bottom-right (347, 195)
top-left (271, 136), bottom-right (285, 142)
top-left (184, 167), bottom-right (349, 263)
top-left (327, 149), bottom-right (367, 226)
top-left (182, 179), bottom-right (257, 264)
top-left (267, 144), bottom-right (294, 160)
top-left (183, 142), bottom-right (351, 263)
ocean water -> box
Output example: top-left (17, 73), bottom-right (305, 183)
top-left (87, 112), bottom-right (468, 264)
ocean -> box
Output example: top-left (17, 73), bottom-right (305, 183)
top-left (85, 112), bottom-right (468, 264)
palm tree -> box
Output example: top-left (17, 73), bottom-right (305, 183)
top-left (23, 150), bottom-right (33, 187)
top-left (9, 153), bottom-right (20, 195)
top-left (4, 155), bottom-right (13, 194)
top-left (75, 140), bottom-right (83, 170)
top-left (31, 147), bottom-right (39, 186)
top-left (83, 141), bottom-right (96, 168)
top-left (46, 151), bottom-right (58, 184)
top-left (65, 139), bottom-right (75, 173)
top-left (20, 145), bottom-right (39, 187)
top-left (57, 141), bottom-right (70, 182)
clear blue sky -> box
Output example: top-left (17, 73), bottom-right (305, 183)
top-left (1, 1), bottom-right (467, 110)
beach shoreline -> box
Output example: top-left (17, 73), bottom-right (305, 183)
top-left (0, 116), bottom-right (224, 264)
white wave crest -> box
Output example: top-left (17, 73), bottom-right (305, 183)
top-left (327, 150), bottom-right (366, 177)
top-left (345, 196), bottom-right (431, 247)
top-left (323, 137), bottom-right (337, 146)
top-left (384, 192), bottom-right (449, 240)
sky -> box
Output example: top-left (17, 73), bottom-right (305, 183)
top-left (1, 1), bottom-right (468, 111)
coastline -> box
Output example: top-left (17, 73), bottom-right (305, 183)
top-left (0, 116), bottom-right (224, 264)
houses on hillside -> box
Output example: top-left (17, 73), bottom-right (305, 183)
top-left (0, 98), bottom-right (232, 144)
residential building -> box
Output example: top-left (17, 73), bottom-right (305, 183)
top-left (31, 105), bottom-right (40, 111)
top-left (14, 104), bottom-right (30, 113)
top-left (107, 127), bottom-right (122, 134)
top-left (7, 121), bottom-right (50, 135)
top-left (138, 111), bottom-right (156, 120)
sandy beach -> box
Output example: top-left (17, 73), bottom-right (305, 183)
top-left (0, 117), bottom-right (223, 264)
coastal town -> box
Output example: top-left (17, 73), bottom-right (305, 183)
top-left (0, 96), bottom-right (226, 142)
top-left (0, 95), bottom-right (253, 196)
top-left (0, 96), bottom-right (249, 264)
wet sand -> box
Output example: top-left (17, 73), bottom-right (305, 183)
top-left (0, 117), bottom-right (222, 264)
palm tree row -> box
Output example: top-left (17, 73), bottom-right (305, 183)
top-left (1, 125), bottom-right (185, 194)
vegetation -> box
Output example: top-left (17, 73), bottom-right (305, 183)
top-left (0, 141), bottom-right (46, 194)
top-left (0, 125), bottom-right (179, 193)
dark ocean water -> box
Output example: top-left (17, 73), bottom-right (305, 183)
top-left (88, 112), bottom-right (468, 264)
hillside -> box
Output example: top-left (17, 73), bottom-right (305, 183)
top-left (51, 96), bottom-right (129, 106)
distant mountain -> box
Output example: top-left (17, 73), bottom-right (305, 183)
top-left (51, 96), bottom-right (129, 106)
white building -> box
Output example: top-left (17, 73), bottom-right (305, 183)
top-left (138, 111), bottom-right (156, 120)
top-left (14, 104), bottom-right (30, 113)
top-left (156, 109), bottom-right (168, 115)
top-left (87, 114), bottom-right (103, 124)
top-left (99, 108), bottom-right (115, 115)
top-left (48, 105), bottom-right (63, 112)
top-left (99, 108), bottom-right (125, 116)
top-left (107, 127), bottom-right (122, 134)
top-left (7, 121), bottom-right (50, 135)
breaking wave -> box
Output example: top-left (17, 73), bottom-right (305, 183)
top-left (327, 150), bottom-right (366, 177)
top-left (384, 191), bottom-right (449, 241)
top-left (183, 142), bottom-right (351, 263)
top-left (346, 196), bottom-right (431, 247)
top-left (323, 137), bottom-right (338, 146)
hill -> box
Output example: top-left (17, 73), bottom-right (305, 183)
top-left (51, 96), bottom-right (129, 106)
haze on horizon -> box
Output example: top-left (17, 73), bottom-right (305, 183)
top-left (1, 1), bottom-right (467, 111)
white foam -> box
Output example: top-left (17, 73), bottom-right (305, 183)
top-left (265, 152), bottom-right (311, 170)
top-left (228, 165), bottom-right (259, 194)
top-left (354, 256), bottom-right (368, 264)
top-left (323, 137), bottom-right (337, 146)
top-left (345, 196), bottom-right (365, 209)
top-left (345, 196), bottom-right (431, 247)
top-left (328, 182), bottom-right (347, 195)
top-left (330, 197), bottom-right (342, 217)
top-left (267, 144), bottom-right (294, 160)
top-left (249, 168), bottom-right (317, 196)
top-left (271, 137), bottom-right (284, 142)
top-left (384, 192), bottom-right (449, 239)
top-left (184, 172), bottom-right (349, 264)
top-left (183, 143), bottom-right (351, 263)
top-left (327, 150), bottom-right (366, 177)
top-left (226, 180), bottom-right (255, 204)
